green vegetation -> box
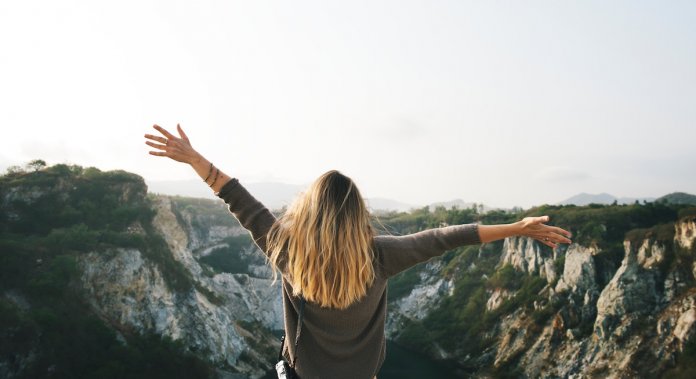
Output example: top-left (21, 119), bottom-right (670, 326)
top-left (486, 264), bottom-right (521, 290)
top-left (199, 234), bottom-right (256, 274)
top-left (0, 297), bottom-right (216, 379)
top-left (625, 223), bottom-right (676, 245)
top-left (388, 265), bottom-right (423, 302)
top-left (521, 201), bottom-right (678, 247)
top-left (662, 338), bottom-right (696, 379)
top-left (376, 204), bottom-right (518, 235)
top-left (0, 161), bottom-right (217, 378)
top-left (169, 195), bottom-right (244, 244)
top-left (657, 192), bottom-right (696, 206)
top-left (677, 207), bottom-right (696, 220)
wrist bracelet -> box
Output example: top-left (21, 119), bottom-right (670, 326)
top-left (209, 168), bottom-right (220, 187)
top-left (204, 162), bottom-right (214, 182)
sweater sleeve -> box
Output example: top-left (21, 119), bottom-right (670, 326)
top-left (374, 223), bottom-right (481, 278)
top-left (215, 178), bottom-right (277, 257)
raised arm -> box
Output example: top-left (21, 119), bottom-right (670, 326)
top-left (375, 216), bottom-right (572, 278)
top-left (144, 124), bottom-right (276, 254)
top-left (214, 178), bottom-right (277, 254)
top-left (375, 223), bottom-right (481, 278)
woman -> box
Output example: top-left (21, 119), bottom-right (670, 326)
top-left (144, 124), bottom-right (572, 379)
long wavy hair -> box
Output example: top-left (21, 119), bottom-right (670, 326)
top-left (266, 170), bottom-right (375, 309)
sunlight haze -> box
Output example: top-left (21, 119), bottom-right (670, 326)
top-left (1, 1), bottom-right (694, 208)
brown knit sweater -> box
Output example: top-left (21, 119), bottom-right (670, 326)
top-left (216, 178), bottom-right (481, 379)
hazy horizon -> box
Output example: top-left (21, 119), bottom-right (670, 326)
top-left (2, 1), bottom-right (694, 209)
top-left (141, 177), bottom-right (671, 211)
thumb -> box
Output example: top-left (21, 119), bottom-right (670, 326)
top-left (529, 215), bottom-right (549, 225)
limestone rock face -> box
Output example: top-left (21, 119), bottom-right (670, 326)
top-left (499, 236), bottom-right (561, 283)
top-left (555, 244), bottom-right (598, 295)
top-left (385, 260), bottom-right (454, 341)
top-left (151, 196), bottom-right (201, 276)
top-left (77, 195), bottom-right (283, 379)
top-left (385, 220), bottom-right (696, 379)
top-left (79, 249), bottom-right (246, 365)
top-left (675, 217), bottom-right (696, 250)
top-left (636, 238), bottom-right (667, 269)
top-left (486, 288), bottom-right (513, 311)
top-left (489, 235), bottom-right (696, 379)
top-left (594, 240), bottom-right (661, 340)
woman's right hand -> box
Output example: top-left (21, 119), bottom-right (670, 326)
top-left (517, 215), bottom-right (572, 249)
top-left (144, 124), bottom-right (201, 165)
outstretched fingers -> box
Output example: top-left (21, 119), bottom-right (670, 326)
top-left (148, 146), bottom-right (183, 158)
top-left (153, 124), bottom-right (176, 139)
top-left (144, 133), bottom-right (167, 144)
top-left (145, 141), bottom-right (167, 150)
top-left (527, 233), bottom-right (558, 249)
top-left (551, 225), bottom-right (573, 238)
top-left (543, 240), bottom-right (558, 249)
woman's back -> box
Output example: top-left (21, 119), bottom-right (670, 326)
top-left (279, 274), bottom-right (389, 378)
top-left (216, 175), bottom-right (480, 378)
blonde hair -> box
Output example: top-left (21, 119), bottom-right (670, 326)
top-left (267, 170), bottom-right (375, 309)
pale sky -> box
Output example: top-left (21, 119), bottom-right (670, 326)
top-left (1, 1), bottom-right (694, 208)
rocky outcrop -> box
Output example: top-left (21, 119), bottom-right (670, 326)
top-left (385, 260), bottom-right (454, 339)
top-left (499, 236), bottom-right (561, 284)
top-left (555, 244), bottom-right (599, 296)
top-left (675, 217), bottom-right (696, 250)
top-left (594, 240), bottom-right (663, 340)
top-left (79, 248), bottom-right (246, 365)
top-left (77, 195), bottom-right (283, 379)
top-left (151, 197), bottom-right (201, 276)
top-left (480, 233), bottom-right (693, 378)
top-left (168, 199), bottom-right (246, 253)
top-left (486, 288), bottom-right (513, 311)
top-left (385, 217), bottom-right (696, 378)
top-left (154, 196), bottom-right (283, 330)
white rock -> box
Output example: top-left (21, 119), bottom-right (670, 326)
top-left (487, 288), bottom-right (513, 311)
top-left (674, 309), bottom-right (696, 342)
top-left (555, 245), bottom-right (597, 295)
top-left (594, 240), bottom-right (659, 339)
top-left (675, 218), bottom-right (696, 250)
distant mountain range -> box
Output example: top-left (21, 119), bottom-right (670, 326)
top-left (364, 198), bottom-right (414, 213)
top-left (557, 192), bottom-right (696, 206)
top-left (557, 192), bottom-right (656, 206)
top-left (147, 179), bottom-right (696, 212)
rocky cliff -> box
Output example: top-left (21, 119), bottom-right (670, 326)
top-left (0, 165), bottom-right (282, 379)
top-left (76, 194), bottom-right (284, 378)
top-left (386, 214), bottom-right (696, 378)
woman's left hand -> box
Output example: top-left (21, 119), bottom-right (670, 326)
top-left (144, 124), bottom-right (200, 165)
top-left (517, 215), bottom-right (572, 249)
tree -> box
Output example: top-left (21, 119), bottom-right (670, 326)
top-left (26, 159), bottom-right (47, 172)
top-left (4, 165), bottom-right (25, 176)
